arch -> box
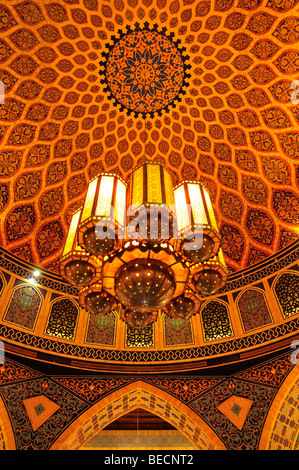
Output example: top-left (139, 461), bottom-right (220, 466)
top-left (85, 309), bottom-right (117, 347)
top-left (50, 381), bottom-right (226, 450)
top-left (260, 364), bottom-right (299, 449)
top-left (236, 286), bottom-right (272, 333)
top-left (273, 270), bottom-right (299, 319)
top-left (3, 283), bottom-right (42, 330)
top-left (45, 297), bottom-right (79, 340)
top-left (0, 393), bottom-right (15, 450)
top-left (201, 299), bottom-right (233, 341)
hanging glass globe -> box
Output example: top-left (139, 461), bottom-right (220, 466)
top-left (84, 291), bottom-right (113, 316)
top-left (193, 269), bottom-right (223, 296)
top-left (166, 296), bottom-right (196, 320)
top-left (123, 309), bottom-right (154, 329)
top-left (64, 260), bottom-right (96, 287)
top-left (82, 226), bottom-right (115, 257)
top-left (115, 258), bottom-right (176, 312)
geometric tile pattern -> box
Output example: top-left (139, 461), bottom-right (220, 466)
top-left (23, 394), bottom-right (60, 431)
top-left (1, 0), bottom-right (299, 275)
top-left (217, 394), bottom-right (253, 430)
top-left (0, 352), bottom-right (296, 450)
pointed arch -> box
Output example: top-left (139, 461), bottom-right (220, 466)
top-left (236, 286), bottom-right (273, 333)
top-left (273, 270), bottom-right (299, 319)
top-left (260, 364), bottom-right (299, 449)
top-left (201, 299), bottom-right (233, 341)
top-left (51, 380), bottom-right (226, 450)
top-left (3, 283), bottom-right (42, 330)
top-left (45, 296), bottom-right (79, 340)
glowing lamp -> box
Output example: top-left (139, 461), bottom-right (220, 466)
top-left (192, 248), bottom-right (228, 296)
top-left (128, 159), bottom-right (175, 242)
top-left (77, 173), bottom-right (127, 257)
top-left (166, 296), bottom-right (196, 320)
top-left (115, 258), bottom-right (176, 312)
top-left (60, 209), bottom-right (100, 287)
top-left (174, 181), bottom-right (221, 263)
top-left (122, 309), bottom-right (156, 329)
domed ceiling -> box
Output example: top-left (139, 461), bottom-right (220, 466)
top-left (0, 0), bottom-right (299, 276)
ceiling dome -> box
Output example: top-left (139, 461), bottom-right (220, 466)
top-left (0, 0), bottom-right (298, 276)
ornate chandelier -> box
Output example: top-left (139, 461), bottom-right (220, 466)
top-left (60, 158), bottom-right (228, 329)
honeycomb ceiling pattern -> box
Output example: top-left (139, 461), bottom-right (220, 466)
top-left (0, 0), bottom-right (299, 275)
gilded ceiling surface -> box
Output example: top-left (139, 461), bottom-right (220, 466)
top-left (0, 0), bottom-right (299, 275)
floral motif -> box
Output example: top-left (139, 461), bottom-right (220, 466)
top-left (0, 39), bottom-right (14, 63)
top-left (104, 29), bottom-right (186, 114)
top-left (36, 219), bottom-right (64, 259)
top-left (13, 1), bottom-right (45, 25)
top-left (261, 107), bottom-right (291, 129)
top-left (39, 187), bottom-right (64, 219)
top-left (9, 28), bottom-right (39, 50)
top-left (220, 190), bottom-right (243, 222)
top-left (272, 190), bottom-right (299, 225)
top-left (9, 55), bottom-right (38, 75)
top-left (261, 156), bottom-right (291, 185)
top-left (246, 209), bottom-right (275, 246)
top-left (7, 123), bottom-right (36, 145)
top-left (0, 182), bottom-right (9, 212)
top-left (278, 132), bottom-right (299, 158)
top-left (220, 223), bottom-right (245, 262)
top-left (274, 50), bottom-right (299, 74)
top-left (0, 4), bottom-right (17, 31)
top-left (242, 176), bottom-right (268, 206)
top-left (6, 204), bottom-right (36, 242)
top-left (273, 17), bottom-right (299, 44)
top-left (14, 171), bottom-right (41, 201)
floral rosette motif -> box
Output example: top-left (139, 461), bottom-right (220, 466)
top-left (105, 29), bottom-right (185, 114)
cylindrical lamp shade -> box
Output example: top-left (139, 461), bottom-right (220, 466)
top-left (77, 173), bottom-right (127, 258)
top-left (60, 209), bottom-right (100, 287)
top-left (173, 181), bottom-right (221, 263)
top-left (128, 159), bottom-right (175, 241)
top-left (130, 159), bottom-right (175, 208)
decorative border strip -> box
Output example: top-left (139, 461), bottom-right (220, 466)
top-left (0, 316), bottom-right (298, 364)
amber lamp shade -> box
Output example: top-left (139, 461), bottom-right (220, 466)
top-left (166, 296), bottom-right (196, 320)
top-left (84, 291), bottom-right (113, 316)
top-left (174, 181), bottom-right (221, 263)
top-left (193, 269), bottom-right (223, 296)
top-left (123, 309), bottom-right (154, 329)
top-left (77, 172), bottom-right (127, 258)
top-left (115, 258), bottom-right (176, 312)
top-left (64, 260), bottom-right (96, 287)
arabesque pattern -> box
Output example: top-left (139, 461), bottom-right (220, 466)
top-left (0, 0), bottom-right (299, 274)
